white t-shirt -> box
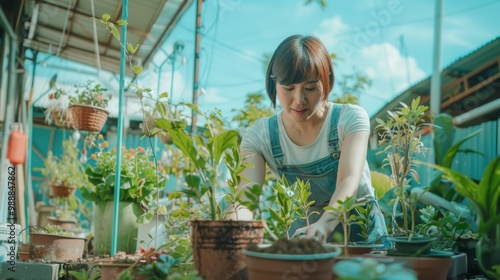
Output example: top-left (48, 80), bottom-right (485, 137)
top-left (241, 102), bottom-right (374, 197)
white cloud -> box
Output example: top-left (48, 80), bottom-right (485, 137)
top-left (314, 16), bottom-right (351, 48)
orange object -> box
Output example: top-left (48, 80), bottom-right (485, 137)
top-left (6, 129), bottom-right (27, 165)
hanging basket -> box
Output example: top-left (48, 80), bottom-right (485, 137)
top-left (67, 104), bottom-right (109, 132)
top-left (51, 110), bottom-right (72, 128)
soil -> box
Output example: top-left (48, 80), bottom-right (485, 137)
top-left (246, 238), bottom-right (329, 254)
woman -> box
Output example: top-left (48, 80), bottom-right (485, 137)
top-left (233, 34), bottom-right (388, 244)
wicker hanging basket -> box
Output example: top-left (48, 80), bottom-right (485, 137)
top-left (67, 104), bottom-right (109, 132)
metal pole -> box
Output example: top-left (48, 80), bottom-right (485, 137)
top-left (430, 0), bottom-right (443, 115)
top-left (111, 0), bottom-right (128, 255)
top-left (0, 7), bottom-right (18, 222)
top-left (191, 0), bottom-right (203, 134)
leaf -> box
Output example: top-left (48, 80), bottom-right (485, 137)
top-left (442, 130), bottom-right (481, 168)
top-left (159, 92), bottom-right (169, 99)
top-left (116, 19), bottom-right (127, 26)
top-left (132, 65), bottom-right (143, 75)
top-left (102, 13), bottom-right (111, 21)
top-left (156, 102), bottom-right (167, 117)
top-left (108, 23), bottom-right (120, 40)
top-left (137, 210), bottom-right (154, 223)
top-left (49, 74), bottom-right (57, 89)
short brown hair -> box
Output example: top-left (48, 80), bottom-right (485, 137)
top-left (266, 35), bottom-right (334, 107)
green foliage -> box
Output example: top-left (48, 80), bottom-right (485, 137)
top-left (331, 71), bottom-right (372, 105)
top-left (375, 96), bottom-right (430, 236)
top-left (70, 80), bottom-right (112, 108)
top-left (231, 93), bottom-right (274, 129)
top-left (430, 117), bottom-right (483, 201)
top-left (423, 156), bottom-right (500, 236)
top-left (83, 136), bottom-right (169, 222)
top-left (156, 104), bottom-right (245, 220)
top-left (334, 257), bottom-right (417, 280)
top-left (353, 202), bottom-right (374, 244)
top-left (248, 176), bottom-right (317, 240)
top-left (35, 138), bottom-right (89, 190)
top-left (325, 196), bottom-right (370, 251)
top-left (415, 206), bottom-right (471, 250)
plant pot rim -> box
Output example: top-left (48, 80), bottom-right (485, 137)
top-left (47, 216), bottom-right (77, 223)
top-left (30, 232), bottom-right (87, 240)
top-left (387, 236), bottom-right (437, 244)
top-left (98, 262), bottom-right (135, 267)
top-left (68, 104), bottom-right (110, 114)
top-left (243, 244), bottom-right (341, 260)
top-left (49, 182), bottom-right (76, 189)
top-left (189, 219), bottom-right (264, 226)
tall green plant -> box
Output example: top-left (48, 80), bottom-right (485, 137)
top-left (155, 106), bottom-right (246, 221)
top-left (375, 97), bottom-right (430, 237)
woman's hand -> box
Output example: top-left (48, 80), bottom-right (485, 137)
top-left (224, 204), bottom-right (253, 221)
top-left (292, 211), bottom-right (338, 242)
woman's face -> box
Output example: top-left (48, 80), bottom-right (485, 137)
top-left (276, 80), bottom-right (325, 122)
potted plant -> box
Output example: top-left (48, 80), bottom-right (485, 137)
top-left (324, 196), bottom-right (385, 257)
top-left (424, 156), bottom-right (500, 279)
top-left (29, 224), bottom-right (86, 263)
top-left (67, 80), bottom-right (112, 132)
top-left (44, 74), bottom-right (72, 128)
top-left (375, 97), bottom-right (435, 248)
top-left (83, 135), bottom-right (170, 255)
top-left (153, 105), bottom-right (264, 280)
top-left (35, 138), bottom-right (89, 199)
top-left (242, 177), bottom-right (341, 280)
top-left (374, 97), bottom-right (454, 279)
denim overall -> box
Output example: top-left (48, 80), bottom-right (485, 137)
top-left (269, 104), bottom-right (389, 245)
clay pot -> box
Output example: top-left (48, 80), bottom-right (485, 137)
top-left (244, 244), bottom-right (341, 280)
top-left (30, 233), bottom-right (86, 262)
top-left (190, 220), bottom-right (264, 280)
top-left (47, 217), bottom-right (77, 232)
top-left (49, 183), bottom-right (76, 198)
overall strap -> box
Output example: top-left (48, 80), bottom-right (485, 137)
top-left (269, 115), bottom-right (285, 166)
top-left (327, 104), bottom-right (342, 152)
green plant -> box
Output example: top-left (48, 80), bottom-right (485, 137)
top-left (70, 80), bottom-right (112, 108)
top-left (414, 205), bottom-right (471, 250)
top-left (35, 138), bottom-right (89, 190)
top-left (83, 135), bottom-right (169, 223)
top-left (423, 156), bottom-right (500, 279)
top-left (32, 224), bottom-right (75, 237)
top-left (155, 106), bottom-right (247, 221)
top-left (333, 257), bottom-right (417, 280)
top-left (324, 196), bottom-right (371, 254)
top-left (44, 74), bottom-right (71, 125)
top-left (375, 96), bottom-right (430, 237)
top-left (241, 175), bottom-right (318, 241)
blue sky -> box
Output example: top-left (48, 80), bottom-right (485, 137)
top-left (30, 0), bottom-right (500, 125)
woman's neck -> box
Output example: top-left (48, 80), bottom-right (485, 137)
top-left (281, 102), bottom-right (329, 146)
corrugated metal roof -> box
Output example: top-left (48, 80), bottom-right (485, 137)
top-left (370, 37), bottom-right (500, 129)
top-left (22, 0), bottom-right (193, 76)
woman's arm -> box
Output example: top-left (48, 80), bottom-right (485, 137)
top-left (304, 130), bottom-right (370, 240)
top-left (225, 150), bottom-right (266, 220)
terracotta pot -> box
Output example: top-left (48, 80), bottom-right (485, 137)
top-left (335, 243), bottom-right (385, 256)
top-left (49, 183), bottom-right (76, 198)
top-left (190, 220), bottom-right (264, 280)
top-left (47, 216), bottom-right (77, 232)
top-left (396, 255), bottom-right (452, 280)
top-left (99, 263), bottom-right (146, 280)
top-left (30, 233), bottom-right (86, 262)
top-left (244, 244), bottom-right (341, 280)
top-left (17, 251), bottom-right (30, 261)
